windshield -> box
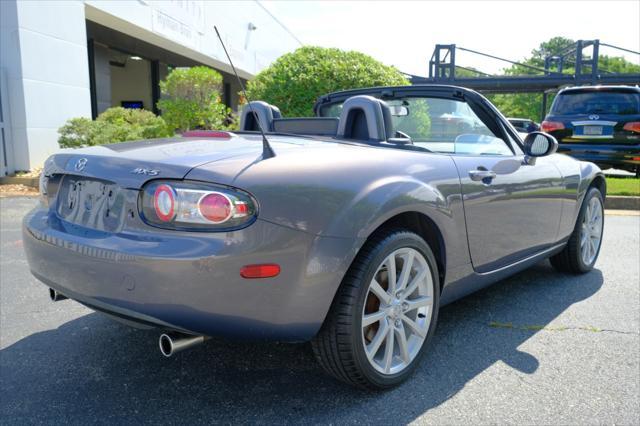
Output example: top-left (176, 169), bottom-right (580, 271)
top-left (319, 96), bottom-right (512, 155)
top-left (551, 91), bottom-right (640, 115)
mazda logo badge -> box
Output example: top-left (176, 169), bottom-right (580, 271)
top-left (588, 114), bottom-right (600, 120)
top-left (74, 158), bottom-right (88, 172)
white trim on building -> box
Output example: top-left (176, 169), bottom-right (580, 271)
top-left (0, 0), bottom-right (300, 172)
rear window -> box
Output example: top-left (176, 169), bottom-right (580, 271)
top-left (551, 91), bottom-right (640, 115)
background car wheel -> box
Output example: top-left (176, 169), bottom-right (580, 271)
top-left (311, 229), bottom-right (440, 389)
top-left (550, 187), bottom-right (604, 274)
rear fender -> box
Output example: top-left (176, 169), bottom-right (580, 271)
top-left (576, 162), bottom-right (605, 216)
top-left (303, 176), bottom-right (469, 333)
top-left (328, 178), bottom-right (442, 233)
top-left (324, 175), bottom-right (469, 281)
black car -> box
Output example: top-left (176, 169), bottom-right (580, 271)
top-left (542, 85), bottom-right (640, 176)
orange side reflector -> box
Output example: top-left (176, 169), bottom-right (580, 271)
top-left (240, 264), bottom-right (281, 279)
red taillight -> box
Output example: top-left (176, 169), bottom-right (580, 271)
top-left (198, 193), bottom-right (232, 223)
top-left (182, 130), bottom-right (232, 138)
top-left (623, 122), bottom-right (640, 133)
top-left (541, 121), bottom-right (565, 133)
top-left (154, 184), bottom-right (176, 222)
top-left (142, 181), bottom-right (257, 230)
top-left (234, 202), bottom-right (249, 216)
top-left (240, 264), bottom-right (281, 279)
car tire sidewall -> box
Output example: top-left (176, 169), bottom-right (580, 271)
top-left (575, 188), bottom-right (605, 272)
top-left (351, 232), bottom-right (440, 388)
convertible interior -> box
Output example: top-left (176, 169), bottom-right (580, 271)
top-left (238, 95), bottom-right (512, 156)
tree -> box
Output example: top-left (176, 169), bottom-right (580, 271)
top-left (530, 36), bottom-right (576, 68)
top-left (157, 66), bottom-right (236, 132)
top-left (486, 92), bottom-right (549, 122)
top-left (246, 46), bottom-right (409, 117)
top-left (489, 37), bottom-right (640, 121)
top-left (455, 66), bottom-right (487, 78)
top-left (598, 55), bottom-right (640, 74)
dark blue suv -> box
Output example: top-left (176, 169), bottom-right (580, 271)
top-left (542, 86), bottom-right (640, 176)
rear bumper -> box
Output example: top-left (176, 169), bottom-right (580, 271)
top-left (557, 142), bottom-right (640, 171)
top-left (23, 206), bottom-right (352, 341)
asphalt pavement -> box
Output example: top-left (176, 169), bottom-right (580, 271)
top-left (1, 197), bottom-right (639, 425)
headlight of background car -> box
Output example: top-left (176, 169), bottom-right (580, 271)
top-left (139, 180), bottom-right (258, 231)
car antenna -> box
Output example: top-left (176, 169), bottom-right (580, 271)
top-left (214, 26), bottom-right (275, 159)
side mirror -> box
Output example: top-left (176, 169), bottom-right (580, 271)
top-left (523, 132), bottom-right (558, 157)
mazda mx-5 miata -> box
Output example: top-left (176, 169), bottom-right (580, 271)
top-left (24, 85), bottom-right (605, 389)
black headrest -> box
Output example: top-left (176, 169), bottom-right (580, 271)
top-left (239, 101), bottom-right (282, 132)
top-left (336, 95), bottom-right (393, 142)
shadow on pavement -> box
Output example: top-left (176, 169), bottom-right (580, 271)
top-left (0, 262), bottom-right (603, 424)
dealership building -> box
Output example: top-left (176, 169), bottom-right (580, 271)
top-left (0, 0), bottom-right (301, 174)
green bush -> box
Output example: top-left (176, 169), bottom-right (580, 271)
top-left (246, 46), bottom-right (409, 117)
top-left (97, 107), bottom-right (170, 139)
top-left (58, 107), bottom-right (172, 148)
top-left (58, 117), bottom-right (95, 148)
top-left (157, 66), bottom-right (236, 131)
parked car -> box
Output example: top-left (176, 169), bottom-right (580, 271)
top-left (24, 85), bottom-right (605, 390)
top-left (541, 85), bottom-right (640, 176)
top-left (508, 117), bottom-right (540, 133)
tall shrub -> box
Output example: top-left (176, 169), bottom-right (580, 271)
top-left (246, 46), bottom-right (409, 117)
top-left (58, 107), bottom-right (171, 148)
top-left (157, 66), bottom-right (235, 131)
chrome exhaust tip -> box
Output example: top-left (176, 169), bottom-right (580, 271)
top-left (159, 333), bottom-right (207, 357)
top-left (49, 288), bottom-right (68, 302)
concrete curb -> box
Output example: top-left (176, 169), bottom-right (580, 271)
top-left (0, 176), bottom-right (39, 187)
top-left (605, 196), bottom-right (640, 211)
top-left (605, 210), bottom-right (640, 216)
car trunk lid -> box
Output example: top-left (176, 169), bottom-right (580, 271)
top-left (548, 113), bottom-right (640, 145)
top-left (547, 88), bottom-right (640, 145)
top-left (46, 136), bottom-right (271, 189)
top-left (44, 135), bottom-right (272, 232)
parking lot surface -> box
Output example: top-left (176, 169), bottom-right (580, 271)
top-left (1, 197), bottom-right (639, 425)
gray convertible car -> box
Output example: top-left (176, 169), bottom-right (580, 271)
top-left (23, 85), bottom-right (605, 389)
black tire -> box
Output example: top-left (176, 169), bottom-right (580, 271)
top-left (311, 229), bottom-right (440, 390)
top-left (550, 187), bottom-right (604, 274)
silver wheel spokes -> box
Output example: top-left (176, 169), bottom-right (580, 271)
top-left (362, 248), bottom-right (433, 375)
top-left (580, 196), bottom-right (603, 265)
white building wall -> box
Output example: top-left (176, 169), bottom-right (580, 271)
top-left (0, 0), bottom-right (300, 171)
top-left (0, 0), bottom-right (22, 175)
top-left (1, 0), bottom-right (92, 171)
top-left (84, 0), bottom-right (298, 78)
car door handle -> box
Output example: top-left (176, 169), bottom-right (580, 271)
top-left (468, 170), bottom-right (497, 181)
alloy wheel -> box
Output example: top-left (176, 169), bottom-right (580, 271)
top-left (580, 196), bottom-right (603, 265)
top-left (361, 247), bottom-right (434, 375)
